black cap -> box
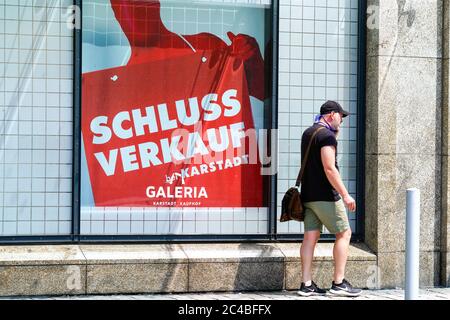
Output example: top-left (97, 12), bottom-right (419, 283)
top-left (320, 100), bottom-right (350, 118)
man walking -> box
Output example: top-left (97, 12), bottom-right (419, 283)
top-left (297, 100), bottom-right (362, 297)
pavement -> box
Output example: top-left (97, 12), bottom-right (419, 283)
top-left (2, 288), bottom-right (450, 300)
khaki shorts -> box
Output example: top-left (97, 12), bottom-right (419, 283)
top-left (303, 200), bottom-right (350, 234)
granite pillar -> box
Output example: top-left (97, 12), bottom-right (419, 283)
top-left (366, 0), bottom-right (443, 287)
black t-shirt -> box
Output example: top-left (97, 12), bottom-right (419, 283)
top-left (300, 123), bottom-right (341, 202)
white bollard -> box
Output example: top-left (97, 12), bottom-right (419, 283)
top-left (405, 188), bottom-right (420, 300)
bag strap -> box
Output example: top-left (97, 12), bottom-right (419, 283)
top-left (295, 126), bottom-right (325, 187)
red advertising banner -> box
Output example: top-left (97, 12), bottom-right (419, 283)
top-left (81, 0), bottom-right (268, 207)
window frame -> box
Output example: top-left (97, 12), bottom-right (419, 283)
top-left (0, 0), bottom-right (366, 244)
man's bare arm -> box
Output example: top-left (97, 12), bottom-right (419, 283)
top-left (321, 146), bottom-right (356, 212)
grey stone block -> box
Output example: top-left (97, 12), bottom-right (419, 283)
top-left (180, 243), bottom-right (285, 263)
top-left (87, 263), bottom-right (188, 294)
top-left (275, 243), bottom-right (376, 262)
top-left (420, 251), bottom-right (441, 287)
top-left (395, 154), bottom-right (440, 252)
top-left (365, 154), bottom-right (440, 253)
top-left (0, 245), bottom-right (85, 266)
top-left (80, 244), bottom-right (188, 264)
top-left (367, 56), bottom-right (441, 155)
top-left (365, 154), bottom-right (380, 253)
top-left (366, 154), bottom-right (398, 252)
top-left (183, 243), bottom-right (285, 292)
top-left (441, 251), bottom-right (450, 286)
top-left (0, 245), bottom-right (87, 296)
top-left (0, 265), bottom-right (86, 296)
top-left (443, 0), bottom-right (450, 59)
top-left (378, 252), bottom-right (405, 288)
top-left (378, 251), bottom-right (440, 288)
top-left (367, 0), bottom-right (442, 59)
top-left (365, 56), bottom-right (383, 155)
top-left (285, 260), bottom-right (378, 290)
top-left (188, 261), bottom-right (284, 292)
top-left (281, 243), bottom-right (377, 290)
top-left (82, 244), bottom-right (189, 294)
top-left (441, 165), bottom-right (450, 252)
top-left (442, 58), bottom-right (450, 155)
top-left (365, 56), bottom-right (399, 155)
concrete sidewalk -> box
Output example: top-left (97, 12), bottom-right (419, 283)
top-left (3, 288), bottom-right (450, 300)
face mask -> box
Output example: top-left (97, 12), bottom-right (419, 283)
top-left (314, 114), bottom-right (338, 133)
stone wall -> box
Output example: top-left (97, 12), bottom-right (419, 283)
top-left (0, 244), bottom-right (376, 296)
top-left (366, 0), bottom-right (444, 287)
top-left (442, 0), bottom-right (450, 287)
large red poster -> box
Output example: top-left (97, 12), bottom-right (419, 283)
top-left (82, 0), bottom-right (268, 207)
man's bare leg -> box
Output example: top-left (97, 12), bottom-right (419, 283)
top-left (333, 228), bottom-right (352, 283)
top-left (300, 230), bottom-right (321, 283)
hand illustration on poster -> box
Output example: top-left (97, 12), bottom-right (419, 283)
top-left (81, 0), bottom-right (271, 207)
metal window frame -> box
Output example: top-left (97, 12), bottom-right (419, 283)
top-left (272, 0), bottom-right (367, 243)
top-left (0, 0), bottom-right (366, 244)
top-left (72, 0), bottom-right (82, 243)
top-left (76, 0), bottom-right (279, 244)
top-left (355, 0), bottom-right (367, 242)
